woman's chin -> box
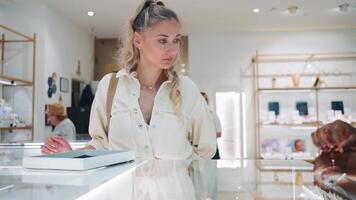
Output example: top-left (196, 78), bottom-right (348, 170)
top-left (160, 64), bottom-right (172, 70)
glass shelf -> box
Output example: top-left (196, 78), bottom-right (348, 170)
top-left (258, 86), bottom-right (356, 92)
top-left (0, 74), bottom-right (33, 86)
top-left (0, 125), bottom-right (32, 131)
top-left (260, 122), bottom-right (356, 127)
top-left (253, 52), bottom-right (356, 63)
top-left (257, 72), bottom-right (356, 78)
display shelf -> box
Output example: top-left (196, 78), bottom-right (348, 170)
top-left (261, 122), bottom-right (356, 132)
top-left (261, 122), bottom-right (356, 127)
top-left (0, 24), bottom-right (36, 142)
top-left (253, 51), bottom-right (356, 171)
top-left (0, 125), bottom-right (32, 131)
top-left (259, 86), bottom-right (356, 92)
top-left (257, 72), bottom-right (356, 78)
top-left (0, 74), bottom-right (33, 86)
top-left (252, 52), bottom-right (356, 63)
top-left (259, 159), bottom-right (314, 171)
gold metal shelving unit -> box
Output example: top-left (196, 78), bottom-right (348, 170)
top-left (252, 51), bottom-right (356, 191)
top-left (252, 51), bottom-right (356, 163)
top-left (0, 24), bottom-right (36, 141)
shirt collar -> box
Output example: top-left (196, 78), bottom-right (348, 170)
top-left (116, 68), bottom-right (137, 78)
top-left (116, 68), bottom-right (173, 83)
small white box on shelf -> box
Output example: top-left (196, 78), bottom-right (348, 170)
top-left (268, 111), bottom-right (277, 123)
top-left (334, 110), bottom-right (343, 118)
top-left (291, 110), bottom-right (303, 124)
top-left (23, 150), bottom-right (135, 170)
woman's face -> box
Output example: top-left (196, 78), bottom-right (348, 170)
top-left (134, 19), bottom-right (181, 70)
top-left (46, 113), bottom-right (59, 126)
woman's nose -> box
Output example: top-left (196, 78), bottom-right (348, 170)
top-left (166, 43), bottom-right (180, 55)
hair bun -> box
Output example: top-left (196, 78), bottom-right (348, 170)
top-left (152, 1), bottom-right (165, 7)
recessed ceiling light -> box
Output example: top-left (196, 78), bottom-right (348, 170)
top-left (253, 8), bottom-right (260, 13)
top-left (180, 63), bottom-right (186, 67)
top-left (87, 11), bottom-right (95, 16)
top-left (338, 3), bottom-right (350, 12)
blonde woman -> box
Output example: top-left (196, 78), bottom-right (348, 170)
top-left (42, 0), bottom-right (216, 159)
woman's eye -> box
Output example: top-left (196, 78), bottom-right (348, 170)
top-left (158, 39), bottom-right (167, 44)
top-left (173, 38), bottom-right (181, 44)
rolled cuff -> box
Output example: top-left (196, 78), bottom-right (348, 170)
top-left (86, 138), bottom-right (107, 150)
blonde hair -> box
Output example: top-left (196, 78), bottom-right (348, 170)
top-left (119, 0), bottom-right (182, 115)
top-left (46, 103), bottom-right (67, 121)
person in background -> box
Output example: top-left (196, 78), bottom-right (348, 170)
top-left (200, 92), bottom-right (222, 159)
top-left (41, 0), bottom-right (216, 159)
top-left (293, 139), bottom-right (305, 152)
top-left (45, 103), bottom-right (76, 141)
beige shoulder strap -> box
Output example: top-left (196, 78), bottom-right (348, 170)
top-left (106, 73), bottom-right (119, 135)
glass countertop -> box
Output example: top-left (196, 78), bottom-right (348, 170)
top-left (0, 145), bottom-right (355, 200)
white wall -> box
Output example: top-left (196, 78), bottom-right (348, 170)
top-left (189, 29), bottom-right (356, 159)
top-left (1, 0), bottom-right (94, 142)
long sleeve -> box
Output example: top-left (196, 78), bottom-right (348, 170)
top-left (190, 95), bottom-right (217, 159)
top-left (86, 74), bottom-right (112, 149)
top-left (213, 112), bottom-right (222, 133)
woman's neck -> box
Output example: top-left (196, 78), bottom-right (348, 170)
top-left (136, 63), bottom-right (166, 89)
top-left (53, 118), bottom-right (62, 126)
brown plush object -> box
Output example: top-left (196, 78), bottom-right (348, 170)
top-left (311, 120), bottom-right (356, 199)
top-left (311, 120), bottom-right (356, 153)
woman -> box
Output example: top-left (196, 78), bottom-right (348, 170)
top-left (42, 0), bottom-right (216, 159)
top-left (45, 103), bottom-right (76, 141)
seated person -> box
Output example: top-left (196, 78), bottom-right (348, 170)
top-left (46, 103), bottom-right (76, 141)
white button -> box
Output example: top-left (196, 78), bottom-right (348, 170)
top-left (144, 145), bottom-right (149, 150)
top-left (133, 108), bottom-right (138, 114)
top-left (138, 123), bottom-right (143, 128)
top-left (151, 124), bottom-right (156, 128)
top-left (132, 92), bottom-right (137, 97)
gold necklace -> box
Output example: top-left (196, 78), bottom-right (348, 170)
top-left (142, 85), bottom-right (154, 90)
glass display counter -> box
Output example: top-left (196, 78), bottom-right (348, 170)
top-left (0, 144), bottom-right (355, 200)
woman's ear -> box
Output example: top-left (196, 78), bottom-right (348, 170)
top-left (133, 32), bottom-right (143, 49)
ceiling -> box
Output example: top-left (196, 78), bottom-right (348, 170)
top-left (38, 0), bottom-right (356, 38)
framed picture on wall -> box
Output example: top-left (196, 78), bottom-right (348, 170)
top-left (60, 77), bottom-right (69, 93)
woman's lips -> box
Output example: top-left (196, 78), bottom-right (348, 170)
top-left (162, 57), bottom-right (174, 63)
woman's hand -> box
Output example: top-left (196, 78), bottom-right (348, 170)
top-left (312, 120), bottom-right (356, 153)
top-left (41, 136), bottom-right (72, 154)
